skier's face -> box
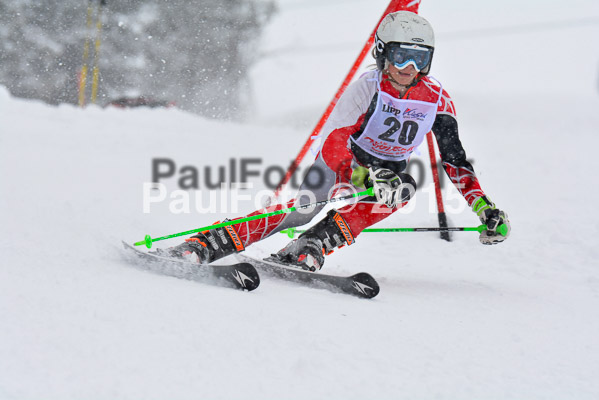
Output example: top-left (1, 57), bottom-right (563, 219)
top-left (387, 63), bottom-right (418, 87)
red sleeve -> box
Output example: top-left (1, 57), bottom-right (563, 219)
top-left (442, 162), bottom-right (485, 207)
top-left (436, 88), bottom-right (456, 117)
top-left (320, 114), bottom-right (366, 182)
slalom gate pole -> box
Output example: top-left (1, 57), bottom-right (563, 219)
top-left (134, 188), bottom-right (375, 249)
top-left (272, 0), bottom-right (420, 199)
top-left (425, 131), bottom-right (451, 241)
top-left (90, 0), bottom-right (106, 104)
top-left (78, 0), bottom-right (94, 107)
top-left (280, 224), bottom-right (509, 239)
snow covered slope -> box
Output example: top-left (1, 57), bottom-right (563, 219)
top-left (1, 1), bottom-right (599, 399)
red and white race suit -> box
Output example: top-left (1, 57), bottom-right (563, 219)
top-left (230, 70), bottom-right (486, 247)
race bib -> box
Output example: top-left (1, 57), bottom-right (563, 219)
top-left (351, 77), bottom-right (440, 162)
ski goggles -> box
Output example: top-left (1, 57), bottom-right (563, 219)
top-left (386, 43), bottom-right (433, 72)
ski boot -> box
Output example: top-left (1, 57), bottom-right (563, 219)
top-left (269, 210), bottom-right (355, 272)
top-left (152, 222), bottom-right (245, 264)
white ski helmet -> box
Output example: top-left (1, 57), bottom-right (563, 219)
top-left (374, 11), bottom-right (435, 74)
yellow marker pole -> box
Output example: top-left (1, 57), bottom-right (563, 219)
top-left (90, 0), bottom-right (105, 104)
top-left (78, 0), bottom-right (94, 107)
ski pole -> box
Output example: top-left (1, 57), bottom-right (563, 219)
top-left (134, 188), bottom-right (375, 249)
top-left (280, 224), bottom-right (509, 238)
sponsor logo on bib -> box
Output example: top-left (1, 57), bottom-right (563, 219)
top-left (382, 103), bottom-right (401, 116)
top-left (403, 108), bottom-right (428, 121)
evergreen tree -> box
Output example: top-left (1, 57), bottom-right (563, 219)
top-left (0, 0), bottom-right (275, 119)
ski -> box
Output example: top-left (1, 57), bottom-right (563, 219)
top-left (237, 254), bottom-right (379, 299)
top-left (122, 241), bottom-right (260, 291)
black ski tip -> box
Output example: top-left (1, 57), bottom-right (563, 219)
top-left (349, 272), bottom-right (380, 299)
top-left (121, 241), bottom-right (260, 292)
top-left (229, 262), bottom-right (260, 291)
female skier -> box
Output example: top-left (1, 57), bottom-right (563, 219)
top-left (160, 11), bottom-right (511, 271)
